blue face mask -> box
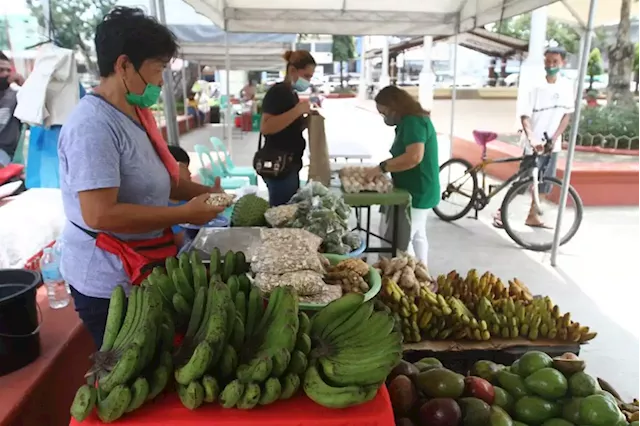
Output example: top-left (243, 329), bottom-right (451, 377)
top-left (292, 77), bottom-right (311, 92)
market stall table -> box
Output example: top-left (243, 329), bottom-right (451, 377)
top-left (0, 287), bottom-right (94, 426)
top-left (328, 141), bottom-right (372, 163)
top-left (341, 188), bottom-right (411, 257)
top-left (69, 385), bottom-right (395, 426)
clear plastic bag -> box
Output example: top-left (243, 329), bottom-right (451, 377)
top-left (253, 270), bottom-right (326, 296)
top-left (299, 284), bottom-right (343, 304)
top-left (259, 228), bottom-right (322, 251)
top-left (264, 204), bottom-right (299, 227)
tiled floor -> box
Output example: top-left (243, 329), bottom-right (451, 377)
top-left (180, 99), bottom-right (639, 400)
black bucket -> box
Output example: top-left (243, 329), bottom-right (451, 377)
top-left (0, 269), bottom-right (42, 376)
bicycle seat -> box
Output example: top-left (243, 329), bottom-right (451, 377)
top-left (473, 130), bottom-right (498, 147)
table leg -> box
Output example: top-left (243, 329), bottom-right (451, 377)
top-left (392, 205), bottom-right (400, 257)
top-left (365, 206), bottom-right (371, 248)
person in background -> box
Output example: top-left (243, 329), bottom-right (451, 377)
top-left (585, 89), bottom-right (600, 108)
top-left (168, 145), bottom-right (192, 247)
top-left (258, 50), bottom-right (316, 206)
top-left (0, 52), bottom-right (24, 167)
top-left (186, 91), bottom-right (204, 126)
top-left (364, 85), bottom-right (439, 265)
top-left (493, 47), bottom-right (574, 230)
top-left (57, 7), bottom-right (225, 347)
top-left (241, 80), bottom-right (256, 102)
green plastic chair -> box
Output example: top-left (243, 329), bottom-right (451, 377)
top-left (193, 144), bottom-right (249, 190)
top-left (209, 137), bottom-right (258, 185)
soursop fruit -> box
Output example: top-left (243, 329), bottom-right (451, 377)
top-left (231, 194), bottom-right (269, 227)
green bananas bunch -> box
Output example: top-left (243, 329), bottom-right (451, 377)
top-left (71, 285), bottom-right (172, 423)
top-left (304, 293), bottom-right (402, 409)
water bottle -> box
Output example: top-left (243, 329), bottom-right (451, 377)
top-left (40, 247), bottom-right (71, 309)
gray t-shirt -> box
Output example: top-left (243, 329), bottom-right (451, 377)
top-left (58, 95), bottom-right (171, 299)
top-left (0, 88), bottom-right (20, 160)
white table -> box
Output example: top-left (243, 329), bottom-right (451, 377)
top-left (328, 141), bottom-right (372, 162)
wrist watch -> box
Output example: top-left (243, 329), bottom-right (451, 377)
top-left (379, 161), bottom-right (388, 173)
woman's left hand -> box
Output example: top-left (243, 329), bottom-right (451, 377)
top-left (364, 166), bottom-right (382, 182)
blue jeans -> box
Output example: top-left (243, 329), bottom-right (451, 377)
top-left (70, 286), bottom-right (114, 349)
top-left (264, 172), bottom-right (300, 207)
top-left (0, 149), bottom-right (11, 167)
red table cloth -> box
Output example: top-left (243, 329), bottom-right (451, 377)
top-left (70, 385), bottom-right (394, 426)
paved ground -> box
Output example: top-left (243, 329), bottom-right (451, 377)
top-left (180, 98), bottom-right (639, 400)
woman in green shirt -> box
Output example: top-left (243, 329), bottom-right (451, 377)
top-left (365, 86), bottom-right (440, 264)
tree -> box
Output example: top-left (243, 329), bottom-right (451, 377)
top-left (490, 13), bottom-right (581, 54)
top-left (331, 35), bottom-right (355, 89)
top-left (633, 42), bottom-right (639, 94)
top-left (607, 0), bottom-right (636, 105)
top-left (26, 0), bottom-right (117, 76)
top-left (0, 17), bottom-right (9, 51)
top-left (587, 48), bottom-right (604, 89)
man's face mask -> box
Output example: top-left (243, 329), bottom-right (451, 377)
top-left (0, 77), bottom-right (9, 91)
top-left (124, 69), bottom-right (161, 108)
top-left (545, 67), bottom-right (560, 77)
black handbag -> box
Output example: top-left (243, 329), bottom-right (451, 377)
top-left (252, 133), bottom-right (294, 179)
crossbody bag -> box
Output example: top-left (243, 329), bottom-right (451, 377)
top-left (252, 133), bottom-right (295, 179)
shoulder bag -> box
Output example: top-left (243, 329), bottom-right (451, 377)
top-left (252, 133), bottom-right (294, 179)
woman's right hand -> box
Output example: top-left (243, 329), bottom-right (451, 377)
top-left (295, 99), bottom-right (311, 116)
top-left (181, 193), bottom-right (226, 225)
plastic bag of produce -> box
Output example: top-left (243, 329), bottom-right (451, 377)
top-left (259, 228), bottom-right (322, 251)
top-left (264, 204), bottom-right (299, 227)
top-left (254, 270), bottom-right (326, 296)
top-left (290, 181), bottom-right (329, 203)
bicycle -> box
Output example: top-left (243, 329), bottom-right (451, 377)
top-left (433, 130), bottom-right (584, 251)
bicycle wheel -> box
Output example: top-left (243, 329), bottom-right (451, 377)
top-left (433, 158), bottom-right (479, 222)
top-left (500, 176), bottom-right (584, 251)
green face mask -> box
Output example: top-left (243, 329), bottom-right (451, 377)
top-left (545, 67), bottom-right (560, 77)
top-left (124, 72), bottom-right (161, 108)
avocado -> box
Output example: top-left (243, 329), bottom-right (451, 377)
top-left (631, 421), bottom-right (639, 426)
top-left (510, 359), bottom-right (522, 376)
top-left (568, 372), bottom-right (598, 397)
top-left (416, 368), bottom-right (465, 399)
top-left (413, 357), bottom-right (443, 372)
top-left (459, 397), bottom-right (491, 426)
top-left (472, 360), bottom-right (504, 383)
top-left (524, 368), bottom-right (569, 399)
top-left (579, 394), bottom-right (624, 426)
top-left (518, 351), bottom-right (553, 378)
top-left (541, 419), bottom-right (574, 426)
top-left (493, 386), bottom-right (515, 413)
top-left (552, 357), bottom-right (586, 376)
top-left (562, 397), bottom-right (584, 423)
top-left (497, 370), bottom-right (529, 399)
top-left (594, 390), bottom-right (617, 404)
top-left (514, 396), bottom-right (561, 425)
top-left (490, 405), bottom-right (515, 426)
top-left (512, 423), bottom-right (528, 426)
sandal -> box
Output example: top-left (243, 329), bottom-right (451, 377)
top-left (492, 211), bottom-right (503, 229)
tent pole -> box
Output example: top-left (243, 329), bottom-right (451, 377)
top-left (155, 0), bottom-right (180, 145)
top-left (550, 0), bottom-right (598, 266)
top-left (448, 27), bottom-right (459, 165)
top-left (225, 31), bottom-right (233, 157)
top-left (181, 58), bottom-right (189, 131)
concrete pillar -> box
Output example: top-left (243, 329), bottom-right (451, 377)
top-left (358, 36), bottom-right (368, 99)
top-left (516, 7), bottom-right (548, 121)
top-left (418, 36), bottom-right (435, 111)
top-left (379, 36), bottom-right (390, 88)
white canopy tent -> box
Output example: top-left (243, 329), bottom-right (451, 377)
top-left (548, 0), bottom-right (637, 26)
top-left (181, 0), bottom-right (560, 35)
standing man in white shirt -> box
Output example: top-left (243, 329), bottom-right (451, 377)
top-left (493, 47), bottom-right (574, 229)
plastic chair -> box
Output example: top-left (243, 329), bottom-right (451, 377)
top-left (193, 144), bottom-right (249, 190)
top-left (472, 130), bottom-right (498, 160)
top-left (209, 137), bottom-right (258, 185)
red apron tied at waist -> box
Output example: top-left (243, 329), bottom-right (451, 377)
top-left (72, 222), bottom-right (178, 285)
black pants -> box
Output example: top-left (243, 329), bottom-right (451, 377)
top-left (70, 286), bottom-right (115, 350)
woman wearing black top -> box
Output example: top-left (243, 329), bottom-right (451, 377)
top-left (259, 50), bottom-right (316, 206)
